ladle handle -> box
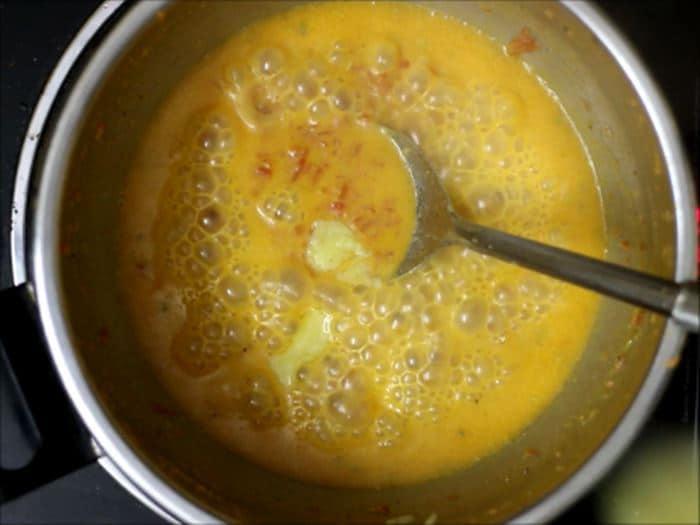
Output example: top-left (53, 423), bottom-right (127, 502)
top-left (452, 218), bottom-right (699, 333)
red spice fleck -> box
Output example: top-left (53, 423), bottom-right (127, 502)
top-left (70, 190), bottom-right (83, 204)
top-left (151, 402), bottom-right (178, 417)
top-left (97, 326), bottom-right (110, 344)
top-left (294, 224), bottom-right (306, 236)
top-left (329, 201), bottom-right (346, 213)
top-left (311, 163), bottom-right (327, 184)
top-left (95, 122), bottom-right (105, 141)
top-left (399, 59), bottom-right (410, 69)
top-left (59, 242), bottom-right (71, 256)
top-left (507, 27), bottom-right (538, 56)
top-left (338, 182), bottom-right (350, 201)
top-left (632, 310), bottom-right (645, 327)
top-left (370, 72), bottom-right (393, 95)
top-left (665, 355), bottom-right (681, 369)
top-left (613, 354), bottom-right (625, 370)
top-left (256, 163), bottom-right (272, 178)
top-left (256, 154), bottom-right (273, 178)
top-left (370, 504), bottom-right (390, 516)
top-left (620, 239), bottom-right (631, 249)
top-left (525, 447), bottom-right (541, 457)
top-left (354, 217), bottom-right (375, 233)
top-left (291, 147), bottom-right (309, 181)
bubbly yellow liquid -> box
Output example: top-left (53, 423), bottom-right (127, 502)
top-left (120, 2), bottom-right (605, 487)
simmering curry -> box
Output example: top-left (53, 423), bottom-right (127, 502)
top-left (120, 2), bottom-right (604, 487)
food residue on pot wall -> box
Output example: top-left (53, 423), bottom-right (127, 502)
top-left (118, 2), bottom-right (604, 489)
top-left (507, 27), bottom-right (538, 56)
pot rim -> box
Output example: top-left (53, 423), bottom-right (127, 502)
top-left (11, 1), bottom-right (211, 522)
top-left (10, 1), bottom-right (697, 523)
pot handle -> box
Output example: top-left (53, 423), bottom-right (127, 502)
top-left (0, 283), bottom-right (99, 503)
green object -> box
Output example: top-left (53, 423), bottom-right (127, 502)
top-left (597, 428), bottom-right (699, 524)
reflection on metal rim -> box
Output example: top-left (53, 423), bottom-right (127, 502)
top-left (11, 1), bottom-right (125, 286)
top-left (12, 1), bottom-right (221, 522)
top-left (516, 2), bottom-right (696, 523)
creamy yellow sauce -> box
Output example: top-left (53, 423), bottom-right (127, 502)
top-left (120, 2), bottom-right (604, 487)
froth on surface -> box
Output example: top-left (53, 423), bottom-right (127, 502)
top-left (119, 2), bottom-right (604, 487)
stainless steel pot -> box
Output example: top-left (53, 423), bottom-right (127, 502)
top-left (2, 1), bottom-right (697, 522)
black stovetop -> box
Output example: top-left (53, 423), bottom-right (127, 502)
top-left (1, 1), bottom-right (697, 523)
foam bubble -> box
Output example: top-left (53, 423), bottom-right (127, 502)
top-left (519, 275), bottom-right (550, 300)
top-left (420, 305), bottom-right (440, 331)
top-left (198, 206), bottom-right (224, 233)
top-left (175, 241), bottom-right (191, 257)
top-left (197, 116), bottom-right (233, 153)
top-left (255, 47), bottom-right (285, 76)
top-left (486, 306), bottom-right (507, 334)
top-left (407, 67), bottom-right (429, 93)
top-left (404, 348), bottom-right (424, 369)
top-left (186, 258), bottom-right (206, 279)
top-left (295, 71), bottom-right (319, 99)
top-left (308, 99), bottom-right (330, 124)
top-left (483, 129), bottom-right (509, 156)
top-left (388, 312), bottom-right (408, 334)
top-left (368, 322), bottom-right (387, 344)
top-left (454, 298), bottom-right (487, 331)
top-left (367, 41), bottom-right (399, 74)
top-left (332, 89), bottom-right (353, 111)
top-left (343, 328), bottom-right (366, 350)
top-left (467, 186), bottom-right (506, 219)
top-left (219, 276), bottom-right (248, 304)
top-left (148, 34), bottom-right (574, 449)
top-left (493, 283), bottom-right (518, 304)
top-left (426, 85), bottom-right (455, 108)
top-left (327, 391), bottom-right (370, 427)
top-left (192, 169), bottom-right (216, 193)
top-left (196, 241), bottom-right (219, 265)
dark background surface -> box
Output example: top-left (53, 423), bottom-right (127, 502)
top-left (1, 0), bottom-right (697, 523)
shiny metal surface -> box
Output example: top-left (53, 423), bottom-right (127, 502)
top-left (519, 2), bottom-right (697, 522)
top-left (13, 1), bottom-right (215, 522)
top-left (381, 127), bottom-right (453, 277)
top-left (10, 1), bottom-right (124, 285)
top-left (9, 1), bottom-right (697, 523)
top-left (385, 127), bottom-right (698, 331)
top-left (673, 287), bottom-right (700, 333)
top-left (453, 220), bottom-right (698, 331)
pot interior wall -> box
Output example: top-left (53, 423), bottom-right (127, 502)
top-left (56, 1), bottom-right (673, 522)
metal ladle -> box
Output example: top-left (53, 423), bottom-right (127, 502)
top-left (381, 126), bottom-right (699, 333)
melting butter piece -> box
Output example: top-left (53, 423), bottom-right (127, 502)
top-left (305, 220), bottom-right (376, 285)
top-left (306, 220), bottom-right (368, 271)
top-left (269, 308), bottom-right (331, 386)
top-left (337, 258), bottom-right (375, 286)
